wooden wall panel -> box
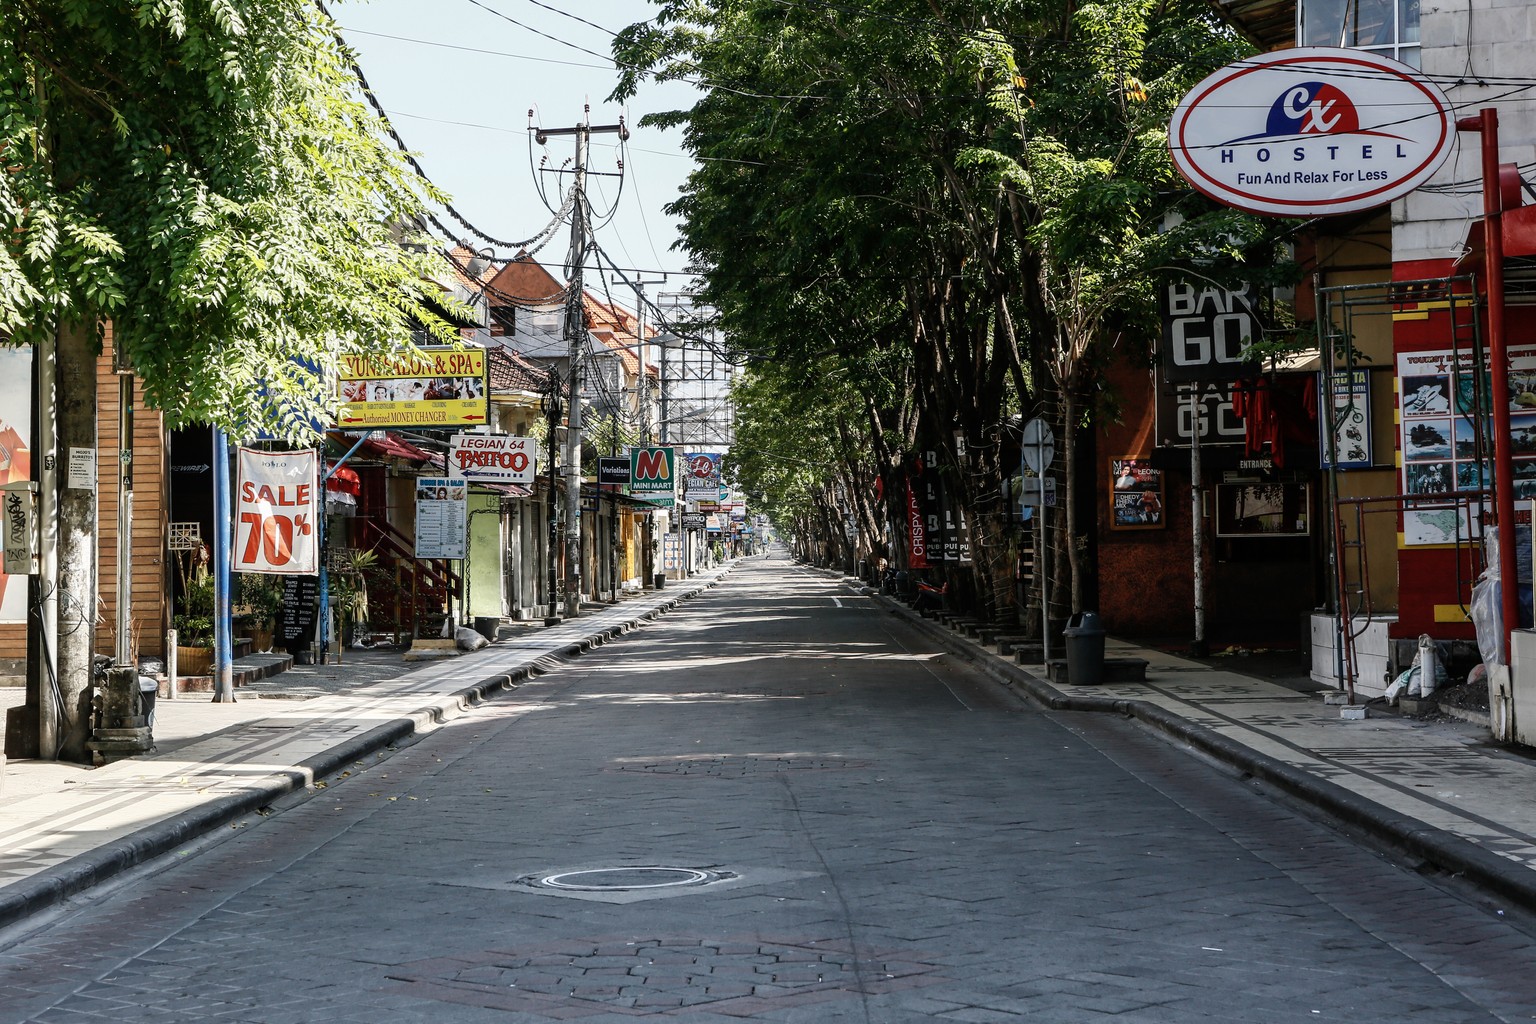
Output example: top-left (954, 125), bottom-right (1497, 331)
top-left (96, 329), bottom-right (170, 659)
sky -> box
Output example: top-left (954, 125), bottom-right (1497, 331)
top-left (334, 0), bottom-right (701, 300)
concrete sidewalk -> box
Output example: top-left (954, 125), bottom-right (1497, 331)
top-left (854, 574), bottom-right (1536, 916)
top-left (0, 569), bottom-right (730, 930)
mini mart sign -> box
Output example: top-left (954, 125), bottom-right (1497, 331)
top-left (1169, 48), bottom-right (1455, 217)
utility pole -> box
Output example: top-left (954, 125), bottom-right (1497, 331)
top-left (535, 109), bottom-right (628, 619)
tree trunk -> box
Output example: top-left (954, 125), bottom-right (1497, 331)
top-left (55, 319), bottom-right (98, 763)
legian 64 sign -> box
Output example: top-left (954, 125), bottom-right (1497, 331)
top-left (235, 448), bottom-right (319, 574)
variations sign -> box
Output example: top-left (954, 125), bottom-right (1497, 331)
top-left (234, 448), bottom-right (319, 574)
top-left (597, 457), bottom-right (630, 488)
top-left (449, 433), bottom-right (536, 485)
top-left (1169, 48), bottom-right (1456, 217)
top-left (337, 347), bottom-right (488, 429)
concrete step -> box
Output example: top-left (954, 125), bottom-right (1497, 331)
top-left (1046, 657), bottom-right (1150, 685)
top-left (165, 651), bottom-right (294, 695)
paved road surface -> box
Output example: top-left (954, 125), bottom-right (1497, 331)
top-left (3, 555), bottom-right (1535, 1023)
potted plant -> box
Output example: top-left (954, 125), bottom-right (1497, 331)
top-left (239, 573), bottom-right (285, 653)
top-left (329, 548), bottom-right (378, 663)
top-left (173, 545), bottom-right (215, 675)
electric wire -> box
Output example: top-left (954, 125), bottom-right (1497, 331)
top-left (323, 2), bottom-right (575, 254)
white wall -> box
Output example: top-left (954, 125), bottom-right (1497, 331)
top-left (1395, 0), bottom-right (1536, 264)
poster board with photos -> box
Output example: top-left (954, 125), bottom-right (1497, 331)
top-left (1110, 458), bottom-right (1165, 531)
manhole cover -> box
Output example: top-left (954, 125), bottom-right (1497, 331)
top-left (536, 867), bottom-right (725, 891)
top-left (445, 865), bottom-right (815, 903)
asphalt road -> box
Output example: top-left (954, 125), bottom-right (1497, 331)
top-left (3, 553), bottom-right (1535, 1023)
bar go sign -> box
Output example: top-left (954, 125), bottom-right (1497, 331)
top-left (235, 448), bottom-right (319, 574)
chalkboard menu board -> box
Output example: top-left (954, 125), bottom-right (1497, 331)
top-left (275, 575), bottom-right (320, 652)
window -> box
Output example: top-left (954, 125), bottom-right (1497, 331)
top-left (489, 305), bottom-right (516, 337)
top-left (1299, 0), bottom-right (1420, 68)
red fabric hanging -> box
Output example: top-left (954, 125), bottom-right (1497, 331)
top-left (1229, 377), bottom-right (1319, 468)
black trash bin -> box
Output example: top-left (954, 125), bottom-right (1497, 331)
top-left (653, 572), bottom-right (666, 589)
top-left (1062, 612), bottom-right (1106, 685)
top-left (473, 616), bottom-right (500, 643)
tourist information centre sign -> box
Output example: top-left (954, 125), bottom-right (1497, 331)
top-left (1169, 48), bottom-right (1456, 217)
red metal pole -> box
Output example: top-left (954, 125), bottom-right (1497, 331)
top-left (1458, 108), bottom-right (1520, 662)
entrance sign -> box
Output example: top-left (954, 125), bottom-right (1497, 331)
top-left (1169, 48), bottom-right (1456, 217)
top-left (449, 433), bottom-right (536, 485)
top-left (235, 448), bottom-right (319, 574)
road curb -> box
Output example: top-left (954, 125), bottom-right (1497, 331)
top-left (855, 580), bottom-right (1536, 916)
top-left (0, 569), bottom-right (731, 931)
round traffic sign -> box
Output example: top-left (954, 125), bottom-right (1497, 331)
top-left (1021, 418), bottom-right (1055, 474)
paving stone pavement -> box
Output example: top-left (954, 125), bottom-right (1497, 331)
top-left (2, 554), bottom-right (1536, 1022)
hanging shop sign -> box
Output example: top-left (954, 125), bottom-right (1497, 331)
top-left (415, 477), bottom-right (468, 560)
top-left (1158, 281), bottom-right (1262, 382)
top-left (1155, 380), bottom-right (1246, 449)
top-left (683, 452), bottom-right (724, 502)
top-left (905, 476), bottom-right (930, 570)
top-left (1169, 48), bottom-right (1457, 217)
top-left (337, 347), bottom-right (488, 429)
top-left (448, 433), bottom-right (536, 485)
top-left (630, 446), bottom-right (677, 506)
top-left (598, 456), bottom-right (630, 488)
top-left (1320, 369), bottom-right (1373, 470)
top-left (234, 447), bottom-right (319, 574)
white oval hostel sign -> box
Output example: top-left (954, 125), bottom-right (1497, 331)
top-left (1169, 48), bottom-right (1456, 217)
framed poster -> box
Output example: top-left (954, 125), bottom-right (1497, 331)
top-left (1110, 458), bottom-right (1165, 530)
top-left (415, 477), bottom-right (467, 560)
top-left (1215, 482), bottom-right (1311, 538)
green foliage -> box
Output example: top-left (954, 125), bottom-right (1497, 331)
top-left (238, 572), bottom-right (285, 629)
top-left (173, 545), bottom-right (215, 646)
top-left (614, 0), bottom-right (1287, 598)
top-left (1, 0), bottom-right (457, 441)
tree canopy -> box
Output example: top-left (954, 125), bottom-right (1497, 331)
top-left (2, 0), bottom-right (454, 440)
top-left (615, 0), bottom-right (1287, 611)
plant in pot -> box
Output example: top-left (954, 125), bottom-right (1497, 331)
top-left (239, 573), bottom-right (285, 653)
top-left (173, 545), bottom-right (215, 676)
top-left (329, 548), bottom-right (378, 663)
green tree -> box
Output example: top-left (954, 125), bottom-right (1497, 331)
top-left (3, 1), bottom-right (455, 758)
top-left (617, 0), bottom-right (1275, 621)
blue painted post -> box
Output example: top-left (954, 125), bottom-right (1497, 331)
top-left (212, 429), bottom-right (235, 702)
